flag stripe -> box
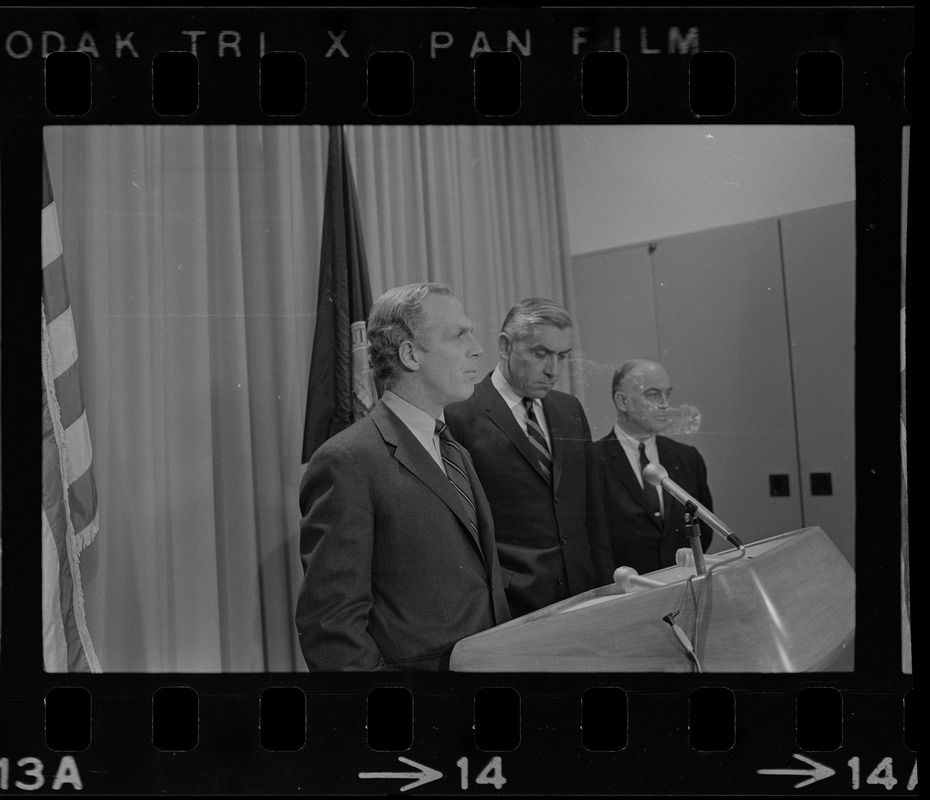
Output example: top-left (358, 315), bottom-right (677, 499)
top-left (42, 508), bottom-right (71, 672)
top-left (42, 146), bottom-right (101, 673)
top-left (68, 475), bottom-right (100, 542)
top-left (42, 508), bottom-right (90, 672)
top-left (63, 411), bottom-right (94, 483)
top-left (42, 147), bottom-right (55, 205)
top-left (42, 255), bottom-right (71, 320)
top-left (53, 361), bottom-right (83, 430)
top-left (42, 391), bottom-right (95, 673)
top-left (48, 306), bottom-right (79, 380)
top-left (42, 200), bottom-right (64, 267)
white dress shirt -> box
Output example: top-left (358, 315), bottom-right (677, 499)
top-left (381, 390), bottom-right (444, 472)
top-left (491, 363), bottom-right (552, 449)
top-left (613, 422), bottom-right (665, 516)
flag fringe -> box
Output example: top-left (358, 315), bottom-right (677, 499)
top-left (74, 514), bottom-right (100, 552)
top-left (41, 303), bottom-right (102, 673)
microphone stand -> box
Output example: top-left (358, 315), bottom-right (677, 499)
top-left (666, 502), bottom-right (748, 672)
top-left (683, 505), bottom-right (707, 576)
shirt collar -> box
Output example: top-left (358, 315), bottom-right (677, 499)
top-left (492, 363), bottom-right (533, 411)
top-left (613, 422), bottom-right (655, 455)
top-left (382, 390), bottom-right (442, 443)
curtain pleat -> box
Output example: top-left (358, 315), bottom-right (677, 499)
top-left (44, 124), bottom-right (576, 672)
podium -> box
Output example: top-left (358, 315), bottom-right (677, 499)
top-left (450, 527), bottom-right (854, 672)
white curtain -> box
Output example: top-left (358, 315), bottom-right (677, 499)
top-left (44, 125), bottom-right (576, 671)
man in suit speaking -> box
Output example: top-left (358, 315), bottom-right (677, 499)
top-left (589, 358), bottom-right (714, 575)
top-left (295, 283), bottom-right (510, 671)
top-left (445, 298), bottom-right (613, 618)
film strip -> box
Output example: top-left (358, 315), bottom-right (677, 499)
top-left (0, 5), bottom-right (915, 796)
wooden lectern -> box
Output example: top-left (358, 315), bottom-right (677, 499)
top-left (450, 527), bottom-right (854, 672)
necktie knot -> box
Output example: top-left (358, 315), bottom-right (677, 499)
top-left (435, 419), bottom-right (449, 439)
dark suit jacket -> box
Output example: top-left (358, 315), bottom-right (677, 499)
top-left (295, 401), bottom-right (510, 671)
top-left (589, 430), bottom-right (713, 575)
top-left (444, 374), bottom-right (614, 618)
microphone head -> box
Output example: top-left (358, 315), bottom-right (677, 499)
top-left (642, 461), bottom-right (668, 486)
top-left (613, 566), bottom-right (639, 589)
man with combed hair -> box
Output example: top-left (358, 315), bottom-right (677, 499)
top-left (445, 298), bottom-right (613, 617)
top-left (589, 358), bottom-right (713, 574)
top-left (295, 282), bottom-right (510, 670)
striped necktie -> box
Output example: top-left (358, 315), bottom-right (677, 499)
top-left (639, 441), bottom-right (663, 522)
top-left (435, 420), bottom-right (480, 535)
top-left (522, 398), bottom-right (552, 485)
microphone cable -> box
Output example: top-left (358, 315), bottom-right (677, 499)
top-left (664, 546), bottom-right (747, 673)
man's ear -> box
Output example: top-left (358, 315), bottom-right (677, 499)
top-left (613, 390), bottom-right (627, 413)
top-left (397, 340), bottom-right (420, 372)
top-left (497, 332), bottom-right (512, 360)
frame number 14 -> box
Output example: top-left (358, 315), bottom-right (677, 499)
top-left (457, 757), bottom-right (507, 790)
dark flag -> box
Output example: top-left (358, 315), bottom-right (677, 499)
top-left (301, 126), bottom-right (379, 464)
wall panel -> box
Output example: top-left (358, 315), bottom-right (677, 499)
top-left (651, 219), bottom-right (804, 549)
top-left (780, 202), bottom-right (856, 566)
top-left (573, 245), bottom-right (658, 439)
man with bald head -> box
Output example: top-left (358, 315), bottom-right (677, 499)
top-left (589, 359), bottom-right (714, 574)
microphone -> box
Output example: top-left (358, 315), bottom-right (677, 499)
top-left (642, 462), bottom-right (744, 550)
top-left (613, 565), bottom-right (667, 591)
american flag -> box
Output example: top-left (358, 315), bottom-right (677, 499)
top-left (40, 146), bottom-right (101, 673)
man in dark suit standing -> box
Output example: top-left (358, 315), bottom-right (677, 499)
top-left (590, 358), bottom-right (714, 575)
top-left (445, 298), bottom-right (613, 618)
top-left (295, 283), bottom-right (510, 670)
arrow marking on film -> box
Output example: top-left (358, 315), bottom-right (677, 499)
top-left (757, 754), bottom-right (835, 788)
top-left (359, 757), bottom-right (443, 792)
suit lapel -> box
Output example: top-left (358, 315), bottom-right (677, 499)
top-left (602, 431), bottom-right (663, 530)
top-left (476, 376), bottom-right (553, 487)
top-left (370, 403), bottom-right (484, 554)
top-left (656, 436), bottom-right (682, 532)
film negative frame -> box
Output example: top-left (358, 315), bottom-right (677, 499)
top-left (1, 5), bottom-right (915, 795)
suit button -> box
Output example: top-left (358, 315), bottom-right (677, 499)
top-left (560, 538), bottom-right (568, 546)
top-left (557, 579), bottom-right (564, 586)
top-left (553, 495), bottom-right (559, 503)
